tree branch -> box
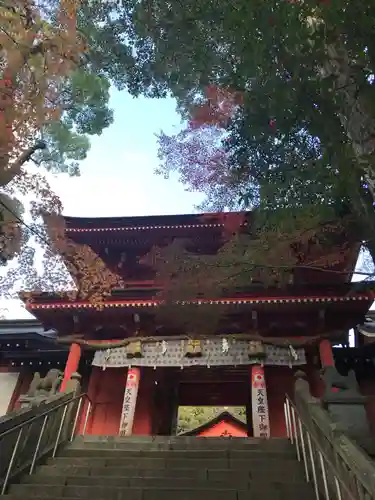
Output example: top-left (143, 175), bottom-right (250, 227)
top-left (0, 140), bottom-right (46, 186)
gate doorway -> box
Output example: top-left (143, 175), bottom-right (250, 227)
top-left (177, 406), bottom-right (247, 436)
top-left (174, 366), bottom-right (253, 436)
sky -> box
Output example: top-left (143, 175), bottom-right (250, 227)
top-left (0, 88), bottom-right (374, 321)
top-left (46, 89), bottom-right (204, 217)
top-left (1, 89), bottom-right (204, 319)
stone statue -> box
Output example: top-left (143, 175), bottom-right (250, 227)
top-left (320, 367), bottom-right (373, 452)
top-left (320, 366), bottom-right (360, 400)
top-left (28, 369), bottom-right (63, 397)
top-left (19, 368), bottom-right (63, 408)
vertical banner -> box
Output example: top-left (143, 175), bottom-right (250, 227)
top-left (251, 365), bottom-right (270, 438)
top-left (119, 367), bottom-right (140, 436)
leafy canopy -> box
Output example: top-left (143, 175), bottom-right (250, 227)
top-left (0, 0), bottom-right (115, 186)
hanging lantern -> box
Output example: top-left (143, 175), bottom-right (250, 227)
top-left (126, 341), bottom-right (143, 358)
top-left (185, 339), bottom-right (202, 358)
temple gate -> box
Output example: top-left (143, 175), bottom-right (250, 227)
top-left (14, 211), bottom-right (374, 437)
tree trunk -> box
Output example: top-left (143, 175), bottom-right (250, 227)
top-left (321, 43), bottom-right (375, 201)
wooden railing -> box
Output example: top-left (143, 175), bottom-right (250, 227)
top-left (0, 391), bottom-right (91, 494)
top-left (284, 380), bottom-right (375, 499)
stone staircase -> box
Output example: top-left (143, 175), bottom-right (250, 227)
top-left (3, 436), bottom-right (317, 500)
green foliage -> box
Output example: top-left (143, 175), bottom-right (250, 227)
top-left (177, 406), bottom-right (246, 435)
top-left (78, 0), bottom-right (375, 257)
top-left (33, 69), bottom-right (113, 175)
top-left (64, 70), bottom-right (114, 136)
top-left (1, 2), bottom-right (117, 178)
top-left (34, 123), bottom-right (89, 176)
top-left (84, 0), bottom-right (375, 113)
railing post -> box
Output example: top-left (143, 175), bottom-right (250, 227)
top-left (69, 396), bottom-right (83, 442)
top-left (52, 405), bottom-right (68, 458)
top-left (298, 418), bottom-right (310, 482)
top-left (291, 406), bottom-right (301, 461)
top-left (318, 451), bottom-right (330, 500)
top-left (29, 414), bottom-right (49, 475)
top-left (334, 477), bottom-right (342, 500)
top-left (81, 400), bottom-right (91, 437)
top-left (286, 398), bottom-right (293, 444)
top-left (1, 427), bottom-right (23, 495)
top-left (307, 433), bottom-right (320, 500)
top-left (284, 401), bottom-right (291, 438)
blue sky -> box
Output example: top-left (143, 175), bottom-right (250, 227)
top-left (47, 89), bottom-right (204, 217)
top-left (0, 89), bottom-right (374, 321)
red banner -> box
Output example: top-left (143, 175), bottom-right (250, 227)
top-left (119, 367), bottom-right (140, 436)
top-left (251, 366), bottom-right (270, 438)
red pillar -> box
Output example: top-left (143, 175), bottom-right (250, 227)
top-left (133, 369), bottom-right (153, 436)
top-left (319, 339), bottom-right (339, 394)
top-left (319, 339), bottom-right (335, 367)
top-left (60, 343), bottom-right (81, 392)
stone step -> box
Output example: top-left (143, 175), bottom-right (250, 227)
top-left (33, 465), bottom-right (208, 479)
top-left (20, 474), bottom-right (244, 490)
top-left (71, 436), bottom-right (291, 451)
top-left (20, 474), bottom-right (244, 489)
top-left (8, 483), bottom-right (316, 500)
top-left (34, 464), bottom-right (305, 481)
top-left (74, 435), bottom-right (290, 444)
top-left (2, 436), bottom-right (314, 500)
top-left (60, 447), bottom-right (295, 460)
top-left (21, 471), bottom-right (309, 489)
top-left (46, 455), bottom-right (299, 470)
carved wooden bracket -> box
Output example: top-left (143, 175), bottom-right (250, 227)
top-left (248, 341), bottom-right (266, 358)
top-left (185, 339), bottom-right (202, 358)
top-left (126, 341), bottom-right (143, 359)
